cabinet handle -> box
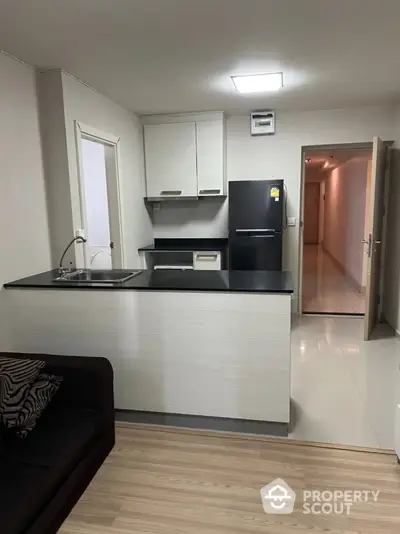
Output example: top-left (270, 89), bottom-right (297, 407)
top-left (160, 190), bottom-right (182, 195)
top-left (199, 189), bottom-right (221, 195)
top-left (196, 253), bottom-right (219, 260)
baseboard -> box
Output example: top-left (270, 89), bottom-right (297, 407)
top-left (395, 405), bottom-right (400, 460)
top-left (291, 295), bottom-right (299, 314)
top-left (116, 422), bottom-right (394, 455)
top-left (381, 314), bottom-right (400, 338)
top-left (115, 410), bottom-right (289, 437)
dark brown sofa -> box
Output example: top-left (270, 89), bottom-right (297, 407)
top-left (0, 353), bottom-right (115, 534)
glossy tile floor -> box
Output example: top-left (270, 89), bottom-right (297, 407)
top-left (290, 315), bottom-right (400, 450)
top-left (302, 244), bottom-right (365, 314)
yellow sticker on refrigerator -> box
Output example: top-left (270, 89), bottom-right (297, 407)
top-left (270, 186), bottom-right (280, 199)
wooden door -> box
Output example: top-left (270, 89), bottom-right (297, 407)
top-left (364, 137), bottom-right (387, 340)
top-left (303, 182), bottom-right (320, 244)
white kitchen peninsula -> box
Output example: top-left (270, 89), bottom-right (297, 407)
top-left (4, 269), bottom-right (293, 430)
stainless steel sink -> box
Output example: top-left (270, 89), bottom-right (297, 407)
top-left (53, 269), bottom-right (143, 283)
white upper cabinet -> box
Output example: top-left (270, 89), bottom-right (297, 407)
top-left (196, 120), bottom-right (225, 196)
top-left (144, 122), bottom-right (198, 198)
top-left (143, 113), bottom-right (225, 199)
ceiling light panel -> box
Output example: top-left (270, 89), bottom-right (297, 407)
top-left (232, 73), bottom-right (283, 94)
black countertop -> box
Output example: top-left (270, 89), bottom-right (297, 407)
top-left (138, 238), bottom-right (228, 252)
top-left (4, 269), bottom-right (293, 294)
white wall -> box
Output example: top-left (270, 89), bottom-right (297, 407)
top-left (153, 105), bottom-right (394, 305)
top-left (0, 54), bottom-right (51, 349)
top-left (153, 200), bottom-right (227, 238)
top-left (323, 158), bottom-right (369, 289)
top-left (384, 106), bottom-right (400, 332)
top-left (61, 72), bottom-right (152, 269)
top-left (38, 71), bottom-right (152, 269)
top-left (37, 70), bottom-right (73, 267)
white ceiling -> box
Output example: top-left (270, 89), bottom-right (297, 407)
top-left (1, 0), bottom-right (400, 115)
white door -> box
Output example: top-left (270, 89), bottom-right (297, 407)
top-left (364, 137), bottom-right (387, 340)
top-left (196, 120), bottom-right (224, 196)
top-left (77, 123), bottom-right (124, 270)
top-left (144, 122), bottom-right (198, 198)
top-left (104, 144), bottom-right (123, 268)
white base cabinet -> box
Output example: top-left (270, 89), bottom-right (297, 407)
top-left (6, 289), bottom-right (291, 423)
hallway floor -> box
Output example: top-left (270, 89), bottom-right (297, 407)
top-left (302, 244), bottom-right (366, 314)
top-left (290, 315), bottom-right (400, 449)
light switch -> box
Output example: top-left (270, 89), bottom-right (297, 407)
top-left (287, 217), bottom-right (296, 227)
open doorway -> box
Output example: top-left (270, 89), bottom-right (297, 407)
top-left (75, 122), bottom-right (124, 269)
top-left (301, 146), bottom-right (373, 315)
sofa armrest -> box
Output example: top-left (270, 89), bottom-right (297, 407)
top-left (0, 353), bottom-right (114, 416)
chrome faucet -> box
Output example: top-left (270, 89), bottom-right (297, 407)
top-left (59, 236), bottom-right (87, 276)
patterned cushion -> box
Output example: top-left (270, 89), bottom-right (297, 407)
top-left (0, 356), bottom-right (45, 428)
top-left (16, 373), bottom-right (63, 438)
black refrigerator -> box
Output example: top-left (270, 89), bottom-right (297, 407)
top-left (228, 180), bottom-right (284, 271)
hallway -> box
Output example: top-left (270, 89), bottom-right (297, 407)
top-left (302, 244), bottom-right (366, 314)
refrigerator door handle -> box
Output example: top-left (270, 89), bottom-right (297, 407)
top-left (236, 228), bottom-right (275, 233)
top-left (235, 228), bottom-right (276, 236)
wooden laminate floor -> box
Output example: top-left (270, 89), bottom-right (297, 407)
top-left (59, 424), bottom-right (400, 533)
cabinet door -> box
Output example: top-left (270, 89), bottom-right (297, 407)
top-left (196, 120), bottom-right (225, 196)
top-left (193, 251), bottom-right (222, 270)
top-left (144, 122), bottom-right (197, 198)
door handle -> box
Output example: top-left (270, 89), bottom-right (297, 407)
top-left (362, 234), bottom-right (376, 257)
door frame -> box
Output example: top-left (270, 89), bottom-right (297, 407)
top-left (298, 142), bottom-right (374, 315)
top-left (75, 121), bottom-right (125, 268)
